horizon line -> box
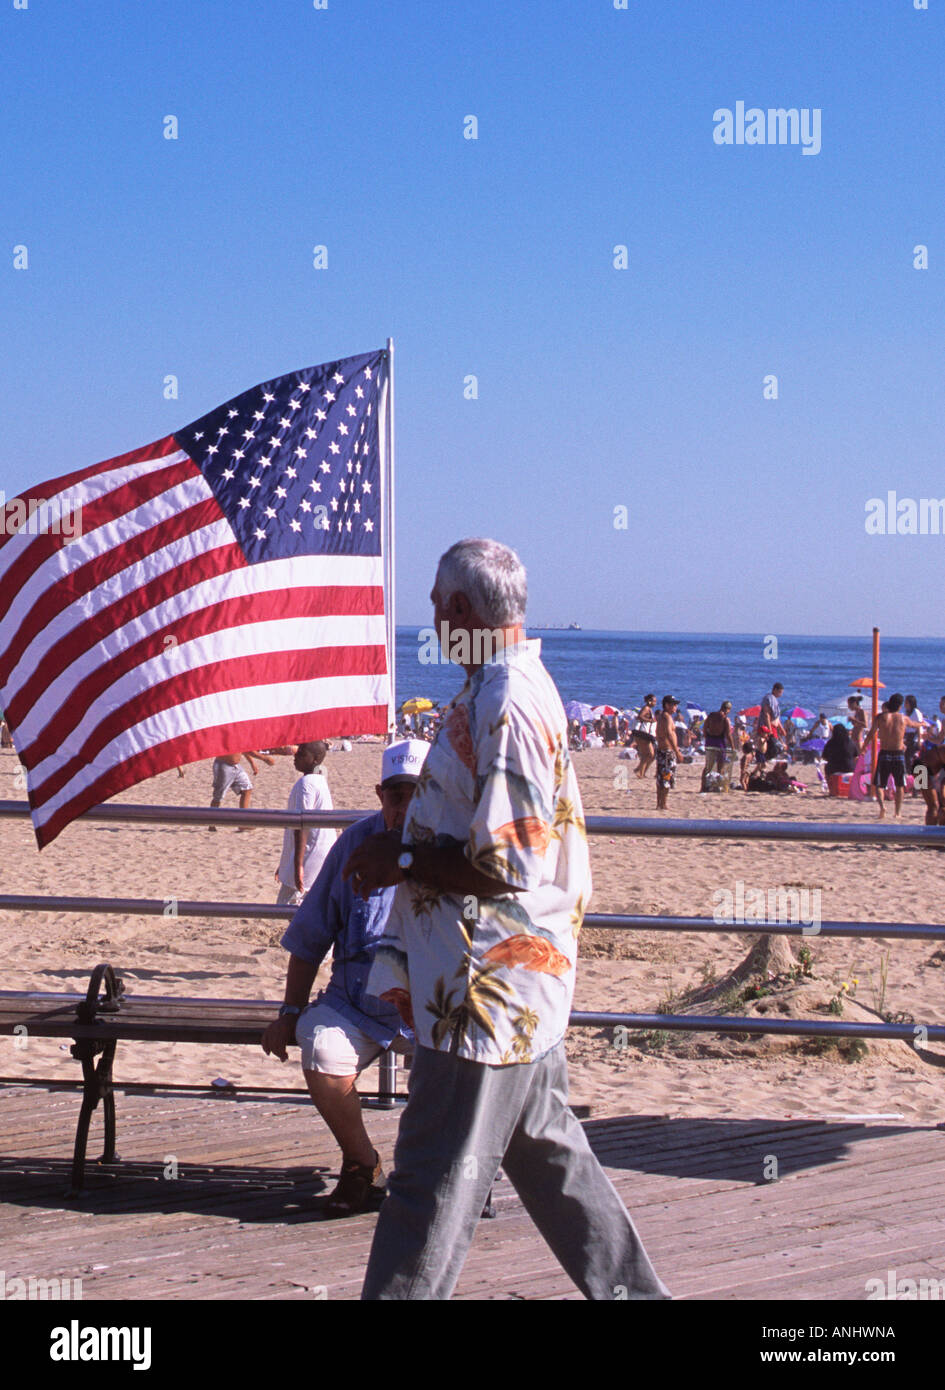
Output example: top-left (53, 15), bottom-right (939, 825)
top-left (395, 624), bottom-right (941, 642)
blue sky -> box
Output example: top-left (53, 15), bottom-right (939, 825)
top-left (2, 0), bottom-right (942, 636)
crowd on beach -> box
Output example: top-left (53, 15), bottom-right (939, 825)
top-left (558, 682), bottom-right (945, 822)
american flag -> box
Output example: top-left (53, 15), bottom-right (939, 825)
top-left (0, 348), bottom-right (391, 848)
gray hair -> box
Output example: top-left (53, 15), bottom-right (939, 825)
top-left (435, 538), bottom-right (527, 626)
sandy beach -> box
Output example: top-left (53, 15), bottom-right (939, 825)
top-left (2, 743), bottom-right (943, 1124)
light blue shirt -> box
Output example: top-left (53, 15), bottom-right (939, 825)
top-left (281, 810), bottom-right (407, 1047)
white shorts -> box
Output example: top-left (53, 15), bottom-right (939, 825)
top-left (276, 882), bottom-right (304, 907)
top-left (295, 1000), bottom-right (409, 1077)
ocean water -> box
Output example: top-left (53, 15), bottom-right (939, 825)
top-left (395, 628), bottom-right (945, 718)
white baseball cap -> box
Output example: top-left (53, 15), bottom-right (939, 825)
top-left (381, 739), bottom-right (429, 787)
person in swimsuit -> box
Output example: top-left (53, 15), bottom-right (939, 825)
top-left (701, 701), bottom-right (736, 791)
top-left (632, 694), bottom-right (657, 779)
top-left (847, 696), bottom-right (867, 752)
top-left (864, 693), bottom-right (913, 819)
top-left (655, 696), bottom-right (683, 810)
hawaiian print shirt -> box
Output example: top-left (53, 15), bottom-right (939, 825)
top-left (366, 638), bottom-right (591, 1064)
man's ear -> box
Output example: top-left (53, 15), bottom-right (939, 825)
top-left (375, 783), bottom-right (384, 803)
top-left (448, 589), bottom-right (474, 625)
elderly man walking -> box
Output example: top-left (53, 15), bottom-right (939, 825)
top-left (343, 537), bottom-right (669, 1301)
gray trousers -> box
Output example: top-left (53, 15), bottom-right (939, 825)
top-left (360, 1042), bottom-right (670, 1301)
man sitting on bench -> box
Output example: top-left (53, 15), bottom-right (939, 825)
top-left (261, 739), bottom-right (428, 1216)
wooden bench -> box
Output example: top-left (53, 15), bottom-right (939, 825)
top-left (0, 963), bottom-right (404, 1195)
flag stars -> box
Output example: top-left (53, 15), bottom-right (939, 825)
top-left (330, 497), bottom-right (339, 511)
top-left (300, 498), bottom-right (312, 512)
top-left (253, 411), bottom-right (265, 422)
top-left (364, 367), bottom-right (372, 379)
top-left (346, 404), bottom-right (357, 417)
top-left (323, 390), bottom-right (336, 403)
top-left (337, 423), bottom-right (349, 436)
top-left (269, 436), bottom-right (282, 450)
top-left (275, 486), bottom-right (287, 499)
top-left (264, 506), bottom-right (277, 519)
top-left (289, 398), bottom-right (302, 411)
top-left (254, 527), bottom-right (266, 540)
top-left (217, 426), bottom-right (229, 437)
top-left (249, 476), bottom-right (262, 489)
top-left (294, 447), bottom-right (307, 460)
top-left (259, 457), bottom-right (273, 469)
top-left (279, 417), bottom-right (292, 429)
top-left (263, 392), bottom-right (275, 403)
top-left (364, 517), bottom-right (374, 531)
top-left (305, 427), bottom-right (318, 440)
top-left (222, 467), bottom-right (235, 480)
top-left (243, 428), bottom-right (257, 440)
top-left (239, 497), bottom-right (251, 509)
top-left (285, 465), bottom-right (298, 478)
top-left (362, 480), bottom-right (372, 493)
top-left (315, 409), bottom-right (327, 421)
top-left (207, 444), bottom-right (219, 456)
top-left (298, 381), bottom-right (311, 392)
top-left (333, 371), bottom-right (345, 384)
top-left (310, 480), bottom-right (322, 493)
top-left (228, 408), bottom-right (238, 417)
top-left (290, 518), bottom-right (302, 532)
top-left (329, 442), bottom-right (340, 455)
top-left (354, 386), bottom-right (364, 399)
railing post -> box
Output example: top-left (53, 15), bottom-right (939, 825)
top-left (378, 1048), bottom-right (398, 1108)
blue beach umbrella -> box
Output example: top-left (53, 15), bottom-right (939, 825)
top-left (565, 700), bottom-right (594, 722)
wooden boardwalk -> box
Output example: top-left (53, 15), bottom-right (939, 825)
top-left (2, 1080), bottom-right (944, 1300)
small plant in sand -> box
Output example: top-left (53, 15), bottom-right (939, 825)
top-left (806, 1036), bottom-right (868, 1062)
top-left (866, 949), bottom-right (890, 1016)
top-left (793, 945), bottom-right (814, 979)
top-left (826, 979), bottom-right (856, 1015)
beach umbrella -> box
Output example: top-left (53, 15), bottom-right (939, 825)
top-left (401, 697), bottom-right (434, 714)
top-left (685, 704), bottom-right (707, 720)
top-left (592, 704), bottom-right (618, 718)
top-left (739, 705), bottom-right (761, 718)
top-left (790, 707), bottom-right (816, 719)
top-left (565, 700), bottom-right (594, 722)
top-left (849, 677), bottom-right (885, 689)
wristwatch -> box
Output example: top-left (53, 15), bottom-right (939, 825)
top-left (397, 849), bottom-right (414, 878)
top-left (278, 1004), bottom-right (302, 1019)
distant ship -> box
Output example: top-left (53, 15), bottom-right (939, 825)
top-left (530, 622), bottom-right (582, 631)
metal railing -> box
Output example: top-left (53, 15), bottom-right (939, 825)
top-left (1, 799), bottom-right (943, 1056)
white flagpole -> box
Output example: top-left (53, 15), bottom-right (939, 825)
top-left (383, 337), bottom-right (396, 740)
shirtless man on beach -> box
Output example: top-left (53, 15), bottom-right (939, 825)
top-left (655, 696), bottom-right (684, 810)
top-left (208, 750), bottom-right (274, 829)
top-left (701, 701), bottom-right (736, 791)
top-left (864, 694), bottom-right (915, 819)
